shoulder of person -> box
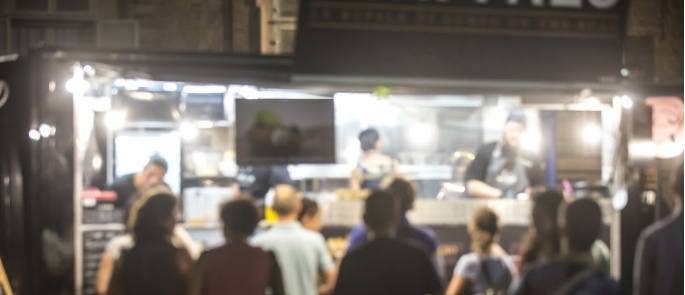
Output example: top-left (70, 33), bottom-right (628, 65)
top-left (250, 230), bottom-right (275, 248)
top-left (395, 238), bottom-right (432, 260)
top-left (521, 260), bottom-right (559, 279)
top-left (300, 228), bottom-right (327, 244)
top-left (479, 141), bottom-right (499, 154)
top-left (198, 245), bottom-right (223, 258)
top-left (380, 154), bottom-right (395, 164)
top-left (457, 252), bottom-right (481, 266)
top-left (110, 173), bottom-right (135, 185)
top-left (414, 226), bottom-right (439, 244)
top-left (348, 225), bottom-right (367, 238)
top-left (105, 234), bottom-right (134, 256)
top-left (637, 215), bottom-right (676, 246)
top-left (250, 230), bottom-right (270, 241)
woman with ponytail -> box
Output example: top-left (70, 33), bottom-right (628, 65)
top-left (446, 206), bottom-right (516, 295)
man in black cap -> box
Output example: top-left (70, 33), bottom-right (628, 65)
top-left (465, 110), bottom-right (544, 199)
top-left (107, 154), bottom-right (169, 210)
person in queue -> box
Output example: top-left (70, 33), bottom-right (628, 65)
top-left (517, 190), bottom-right (564, 272)
top-left (633, 161), bottom-right (683, 295)
top-left (464, 110), bottom-right (543, 199)
top-left (517, 190), bottom-right (610, 275)
top-left (237, 165), bottom-right (293, 200)
top-left (513, 198), bottom-right (618, 295)
top-left (107, 192), bottom-right (192, 295)
top-left (251, 184), bottom-right (336, 295)
top-left (350, 128), bottom-right (397, 191)
top-left (95, 185), bottom-right (201, 295)
top-left (107, 154), bottom-right (168, 211)
top-left (299, 197), bottom-right (323, 232)
top-left (189, 198), bottom-right (284, 295)
top-left (346, 177), bottom-right (442, 276)
top-left (333, 190), bottom-right (442, 295)
top-left (445, 206), bottom-right (516, 295)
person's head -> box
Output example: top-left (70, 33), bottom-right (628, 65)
top-left (531, 190), bottom-right (564, 237)
top-left (298, 198), bottom-right (322, 232)
top-left (359, 128), bottom-right (381, 152)
top-left (132, 192), bottom-right (177, 244)
top-left (468, 206), bottom-right (500, 254)
top-left (272, 184), bottom-right (302, 220)
top-left (220, 198), bottom-right (259, 241)
top-left (363, 190), bottom-right (400, 238)
top-left (137, 155), bottom-right (168, 191)
top-left (503, 110), bottom-right (526, 149)
top-left (384, 177), bottom-right (416, 214)
top-left (561, 198), bottom-right (602, 254)
top-left (127, 184), bottom-right (173, 230)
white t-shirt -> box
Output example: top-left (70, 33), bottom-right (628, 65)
top-left (453, 252), bottom-right (516, 294)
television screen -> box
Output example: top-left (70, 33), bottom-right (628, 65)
top-left (235, 99), bottom-right (335, 165)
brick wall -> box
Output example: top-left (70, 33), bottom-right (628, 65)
top-left (232, 0), bottom-right (252, 53)
top-left (125, 0), bottom-right (224, 51)
top-left (114, 0), bottom-right (681, 84)
top-left (626, 0), bottom-right (683, 85)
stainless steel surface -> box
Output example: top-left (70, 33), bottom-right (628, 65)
top-left (288, 164), bottom-right (452, 180)
top-left (319, 198), bottom-right (616, 227)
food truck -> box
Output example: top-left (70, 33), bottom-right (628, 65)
top-left (0, 0), bottom-right (682, 294)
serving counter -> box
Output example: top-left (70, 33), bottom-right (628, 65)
top-left (319, 197), bottom-right (614, 227)
top-left (315, 197), bottom-right (616, 279)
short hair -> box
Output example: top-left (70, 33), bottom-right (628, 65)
top-left (358, 128), bottom-right (380, 152)
top-left (506, 109), bottom-right (527, 126)
top-left (298, 198), bottom-right (319, 221)
top-left (220, 198), bottom-right (259, 237)
top-left (468, 206), bottom-right (500, 253)
top-left (146, 154), bottom-right (168, 172)
top-left (363, 190), bottom-right (399, 234)
top-left (564, 198), bottom-right (602, 253)
top-left (272, 184), bottom-right (300, 216)
top-left (384, 177), bottom-right (416, 213)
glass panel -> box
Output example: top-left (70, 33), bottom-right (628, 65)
top-left (57, 0), bottom-right (90, 11)
top-left (15, 0), bottom-right (48, 11)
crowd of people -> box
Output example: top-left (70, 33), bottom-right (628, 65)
top-left (93, 160), bottom-right (683, 295)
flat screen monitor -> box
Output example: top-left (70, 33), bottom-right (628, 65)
top-left (235, 99), bottom-right (335, 165)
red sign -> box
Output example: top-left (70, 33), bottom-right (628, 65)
top-left (646, 97), bottom-right (684, 159)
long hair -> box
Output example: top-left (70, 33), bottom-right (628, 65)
top-left (468, 206), bottom-right (499, 254)
top-left (520, 190), bottom-right (564, 267)
top-left (126, 184), bottom-right (172, 232)
top-left (132, 192), bottom-right (177, 244)
top-left (113, 193), bottom-right (187, 295)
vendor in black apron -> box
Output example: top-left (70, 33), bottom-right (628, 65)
top-left (107, 155), bottom-right (169, 209)
top-left (465, 111), bottom-right (543, 199)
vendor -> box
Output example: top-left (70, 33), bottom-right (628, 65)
top-left (107, 155), bottom-right (168, 210)
top-left (465, 110), bottom-right (543, 199)
top-left (237, 165), bottom-right (292, 200)
top-left (350, 128), bottom-right (397, 191)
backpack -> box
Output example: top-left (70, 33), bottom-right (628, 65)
top-left (554, 269), bottom-right (619, 295)
top-left (466, 258), bottom-right (509, 295)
